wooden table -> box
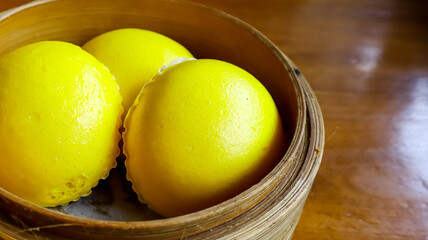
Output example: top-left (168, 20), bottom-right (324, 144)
top-left (186, 1), bottom-right (428, 239)
top-left (1, 0), bottom-right (428, 239)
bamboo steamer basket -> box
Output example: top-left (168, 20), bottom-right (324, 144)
top-left (0, 0), bottom-right (324, 239)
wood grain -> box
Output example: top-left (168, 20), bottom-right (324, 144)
top-left (186, 0), bottom-right (428, 239)
top-left (1, 0), bottom-right (427, 239)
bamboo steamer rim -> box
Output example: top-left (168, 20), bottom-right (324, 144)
top-left (0, 0), bottom-right (312, 234)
